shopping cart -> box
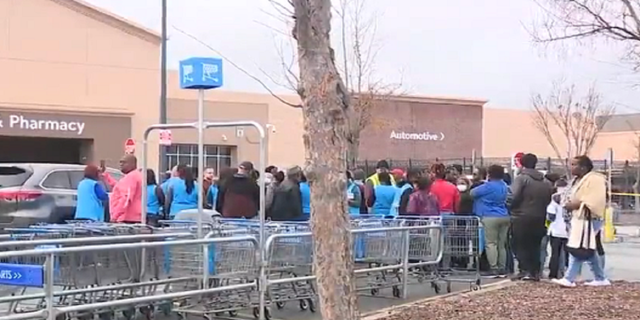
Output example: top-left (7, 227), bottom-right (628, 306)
top-left (265, 230), bottom-right (316, 313)
top-left (437, 215), bottom-right (483, 291)
top-left (168, 234), bottom-right (261, 319)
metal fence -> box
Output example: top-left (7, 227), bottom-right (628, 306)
top-left (354, 157), bottom-right (632, 175)
top-left (355, 157), bottom-right (640, 225)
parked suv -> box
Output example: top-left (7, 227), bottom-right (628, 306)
top-left (0, 163), bottom-right (123, 228)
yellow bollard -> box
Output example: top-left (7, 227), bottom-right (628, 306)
top-left (603, 206), bottom-right (615, 243)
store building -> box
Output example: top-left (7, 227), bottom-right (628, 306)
top-left (358, 96), bottom-right (486, 161)
top-left (0, 0), bottom-right (490, 173)
top-left (0, 0), bottom-right (160, 168)
top-left (483, 108), bottom-right (638, 162)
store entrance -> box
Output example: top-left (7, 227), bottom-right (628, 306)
top-left (0, 136), bottom-right (92, 164)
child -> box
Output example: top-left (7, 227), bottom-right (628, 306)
top-left (546, 179), bottom-right (570, 279)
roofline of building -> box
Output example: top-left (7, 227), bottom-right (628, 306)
top-left (387, 94), bottom-right (488, 106)
top-left (51, 0), bottom-right (161, 45)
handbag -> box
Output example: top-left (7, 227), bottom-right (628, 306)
top-left (565, 206), bottom-right (596, 260)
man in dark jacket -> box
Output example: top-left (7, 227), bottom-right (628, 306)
top-left (269, 166), bottom-right (304, 221)
top-left (216, 161), bottom-right (260, 218)
top-left (509, 153), bottom-right (553, 281)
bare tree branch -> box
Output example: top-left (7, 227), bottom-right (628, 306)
top-left (531, 80), bottom-right (615, 173)
top-left (531, 0), bottom-right (640, 69)
top-left (264, 0), bottom-right (403, 165)
top-left (172, 25), bottom-right (302, 108)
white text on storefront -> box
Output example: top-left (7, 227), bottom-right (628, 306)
top-left (390, 130), bottom-right (445, 141)
top-left (0, 115), bottom-right (85, 135)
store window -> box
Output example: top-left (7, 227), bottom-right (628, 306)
top-left (165, 144), bottom-right (233, 175)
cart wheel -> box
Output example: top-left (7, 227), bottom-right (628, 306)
top-left (122, 308), bottom-right (135, 320)
top-left (252, 307), bottom-right (271, 320)
top-left (392, 286), bottom-right (401, 298)
top-left (229, 310), bottom-right (238, 316)
top-left (446, 282), bottom-right (452, 293)
top-left (471, 284), bottom-right (481, 291)
top-left (299, 299), bottom-right (308, 310)
top-left (307, 299), bottom-right (316, 313)
top-left (431, 282), bottom-right (441, 294)
top-left (276, 301), bottom-right (286, 309)
top-left (370, 288), bottom-right (379, 296)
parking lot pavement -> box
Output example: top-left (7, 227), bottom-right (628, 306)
top-left (603, 240), bottom-right (640, 281)
top-left (263, 279), bottom-right (495, 320)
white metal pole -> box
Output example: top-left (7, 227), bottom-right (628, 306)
top-left (141, 138), bottom-right (148, 225)
top-left (197, 89), bottom-right (205, 238)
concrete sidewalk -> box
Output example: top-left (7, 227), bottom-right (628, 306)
top-left (604, 239), bottom-right (640, 281)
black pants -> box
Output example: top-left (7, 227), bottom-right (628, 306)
top-left (511, 218), bottom-right (546, 276)
top-left (548, 236), bottom-right (568, 279)
top-left (506, 227), bottom-right (515, 273)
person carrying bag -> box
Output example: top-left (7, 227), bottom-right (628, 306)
top-left (552, 155), bottom-right (610, 287)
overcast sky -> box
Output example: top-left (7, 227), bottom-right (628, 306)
top-left (86, 0), bottom-right (640, 111)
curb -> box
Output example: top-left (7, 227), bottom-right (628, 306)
top-left (361, 280), bottom-right (516, 320)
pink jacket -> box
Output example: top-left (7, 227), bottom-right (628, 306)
top-left (104, 170), bottom-right (143, 223)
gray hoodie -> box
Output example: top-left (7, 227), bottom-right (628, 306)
top-left (509, 168), bottom-right (553, 222)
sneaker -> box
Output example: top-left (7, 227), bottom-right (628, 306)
top-left (510, 272), bottom-right (527, 281)
top-left (584, 279), bottom-right (611, 287)
top-left (498, 270), bottom-right (509, 278)
top-left (552, 278), bottom-right (576, 288)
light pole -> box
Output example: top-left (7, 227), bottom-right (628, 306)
top-left (159, 0), bottom-right (168, 177)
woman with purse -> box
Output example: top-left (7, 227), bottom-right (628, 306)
top-left (552, 155), bottom-right (610, 287)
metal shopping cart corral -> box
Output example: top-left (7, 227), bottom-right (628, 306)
top-left (0, 224), bottom-right (195, 320)
top-left (0, 234), bottom-right (260, 320)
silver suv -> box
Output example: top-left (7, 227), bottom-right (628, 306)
top-left (0, 163), bottom-right (123, 228)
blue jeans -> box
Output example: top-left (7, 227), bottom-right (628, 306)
top-left (565, 252), bottom-right (607, 282)
top-left (566, 217), bottom-right (606, 281)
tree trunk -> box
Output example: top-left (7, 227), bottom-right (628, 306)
top-left (292, 0), bottom-right (359, 320)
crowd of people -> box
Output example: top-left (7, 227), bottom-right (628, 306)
top-left (74, 152), bottom-right (610, 287)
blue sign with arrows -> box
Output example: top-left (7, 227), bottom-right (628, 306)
top-left (179, 57), bottom-right (223, 90)
top-left (0, 263), bottom-right (44, 288)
